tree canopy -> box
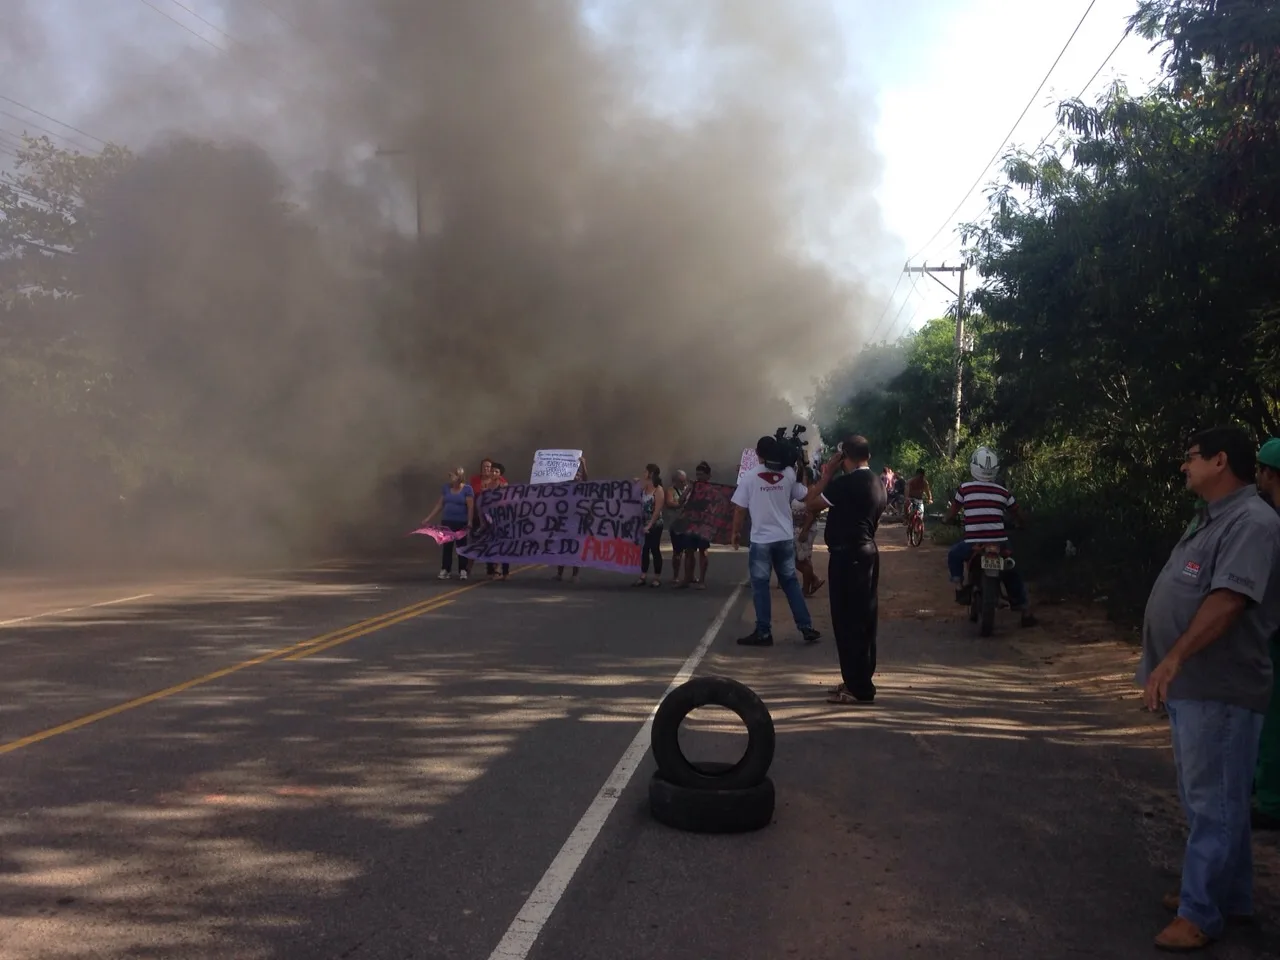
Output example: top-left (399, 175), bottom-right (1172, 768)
top-left (813, 0), bottom-right (1280, 617)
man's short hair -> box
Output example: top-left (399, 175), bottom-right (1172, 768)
top-left (915, 468), bottom-right (926, 476)
top-left (842, 434), bottom-right (870, 461)
top-left (695, 461), bottom-right (711, 475)
top-left (1190, 426), bottom-right (1257, 483)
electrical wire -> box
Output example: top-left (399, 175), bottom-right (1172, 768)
top-left (137, 0), bottom-right (227, 52)
top-left (0, 111), bottom-right (98, 153)
top-left (162, 0), bottom-right (242, 45)
top-left (909, 0), bottom-right (1100, 263)
top-left (0, 96), bottom-right (106, 146)
top-left (863, 270), bottom-right (906, 344)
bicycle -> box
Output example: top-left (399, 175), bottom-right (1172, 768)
top-left (905, 498), bottom-right (926, 547)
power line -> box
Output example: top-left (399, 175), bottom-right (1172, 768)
top-left (161, 0), bottom-right (242, 45)
top-left (872, 269), bottom-right (925, 344)
top-left (864, 21), bottom-right (1132, 351)
top-left (0, 111), bottom-right (98, 153)
top-left (137, 0), bottom-right (227, 52)
top-left (0, 95), bottom-right (106, 146)
top-left (863, 270), bottom-right (906, 344)
top-left (909, 0), bottom-right (1100, 263)
top-left (1030, 25), bottom-right (1130, 156)
top-left (883, 270), bottom-right (932, 343)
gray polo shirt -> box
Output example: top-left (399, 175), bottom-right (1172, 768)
top-left (1137, 485), bottom-right (1280, 713)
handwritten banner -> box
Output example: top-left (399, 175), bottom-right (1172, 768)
top-left (676, 481), bottom-right (738, 546)
top-left (530, 449), bottom-right (584, 485)
top-left (738, 446), bottom-right (759, 482)
top-left (411, 525), bottom-right (470, 545)
top-left (460, 480), bottom-right (644, 572)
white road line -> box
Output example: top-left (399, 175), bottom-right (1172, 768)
top-left (0, 593), bottom-right (155, 628)
top-left (486, 581), bottom-right (746, 960)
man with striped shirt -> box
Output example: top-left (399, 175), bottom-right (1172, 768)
top-left (944, 446), bottom-right (1035, 627)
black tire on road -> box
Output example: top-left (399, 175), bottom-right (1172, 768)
top-left (648, 762), bottom-right (775, 834)
top-left (650, 676), bottom-right (774, 791)
top-left (908, 520), bottom-right (923, 547)
top-left (979, 574), bottom-right (998, 636)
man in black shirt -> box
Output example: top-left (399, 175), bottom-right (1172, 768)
top-left (804, 434), bottom-right (886, 703)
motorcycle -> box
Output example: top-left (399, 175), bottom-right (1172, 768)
top-left (964, 542), bottom-right (1017, 637)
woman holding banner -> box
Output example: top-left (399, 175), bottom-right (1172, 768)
top-left (483, 462), bottom-right (511, 580)
top-left (636, 464), bottom-right (666, 587)
top-left (555, 456), bottom-right (588, 583)
top-left (421, 467), bottom-right (475, 580)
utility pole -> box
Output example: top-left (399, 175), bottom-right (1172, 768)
top-left (903, 261), bottom-right (967, 458)
top-left (375, 147), bottom-right (421, 239)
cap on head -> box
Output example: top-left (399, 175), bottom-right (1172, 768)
top-left (1259, 438), bottom-right (1280, 471)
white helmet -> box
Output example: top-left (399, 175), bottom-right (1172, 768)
top-left (969, 445), bottom-right (1000, 482)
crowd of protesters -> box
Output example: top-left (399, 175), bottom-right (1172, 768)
top-left (420, 456), bottom-right (718, 587)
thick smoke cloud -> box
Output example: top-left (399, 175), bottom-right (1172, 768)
top-left (2, 0), bottom-right (889, 565)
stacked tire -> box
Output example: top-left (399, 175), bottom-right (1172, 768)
top-left (648, 676), bottom-right (776, 833)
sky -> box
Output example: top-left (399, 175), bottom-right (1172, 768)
top-left (1, 0), bottom-right (1167, 347)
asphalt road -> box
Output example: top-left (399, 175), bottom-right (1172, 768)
top-left (2, 545), bottom-right (1279, 959)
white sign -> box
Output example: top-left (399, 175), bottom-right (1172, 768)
top-left (531, 449), bottom-right (584, 485)
top-left (737, 446), bottom-right (759, 482)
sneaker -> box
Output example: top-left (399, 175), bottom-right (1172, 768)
top-left (459, 570), bottom-right (468, 581)
top-left (801, 627), bottom-right (822, 645)
top-left (437, 570), bottom-right (451, 580)
top-left (736, 630), bottom-right (774, 647)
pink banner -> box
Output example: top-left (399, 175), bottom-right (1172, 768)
top-left (411, 525), bottom-right (469, 545)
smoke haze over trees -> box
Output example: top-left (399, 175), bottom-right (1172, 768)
top-left (0, 0), bottom-right (893, 566)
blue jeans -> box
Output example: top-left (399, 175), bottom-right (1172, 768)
top-left (1167, 699), bottom-right (1266, 937)
top-left (947, 538), bottom-right (1029, 608)
top-left (748, 539), bottom-right (811, 636)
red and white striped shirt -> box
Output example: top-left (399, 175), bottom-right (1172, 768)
top-left (954, 480), bottom-right (1016, 543)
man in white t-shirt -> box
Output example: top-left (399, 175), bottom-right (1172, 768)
top-left (731, 436), bottom-right (821, 647)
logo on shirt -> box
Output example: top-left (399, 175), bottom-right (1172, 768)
top-left (1227, 572), bottom-right (1256, 590)
top-left (757, 471), bottom-right (785, 486)
top-left (1182, 561), bottom-right (1201, 579)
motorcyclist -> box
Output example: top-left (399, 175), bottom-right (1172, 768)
top-left (943, 446), bottom-right (1036, 628)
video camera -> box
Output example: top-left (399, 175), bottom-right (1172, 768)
top-left (768, 424), bottom-right (809, 471)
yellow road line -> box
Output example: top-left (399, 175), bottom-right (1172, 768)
top-left (283, 581), bottom-right (481, 658)
top-left (286, 599), bottom-right (456, 660)
top-left (0, 581), bottom-right (484, 757)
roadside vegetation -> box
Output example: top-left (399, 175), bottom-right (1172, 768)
top-left (813, 0), bottom-right (1280, 620)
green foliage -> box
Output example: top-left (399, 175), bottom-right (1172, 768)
top-left (816, 0), bottom-right (1280, 621)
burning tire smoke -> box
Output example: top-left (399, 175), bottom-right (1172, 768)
top-left (1, 0), bottom-right (888, 565)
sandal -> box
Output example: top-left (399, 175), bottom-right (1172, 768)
top-left (808, 578), bottom-right (826, 597)
top-left (633, 578), bottom-right (647, 587)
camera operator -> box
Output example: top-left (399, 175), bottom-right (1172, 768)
top-left (731, 435), bottom-right (821, 647)
top-left (804, 433), bottom-right (885, 704)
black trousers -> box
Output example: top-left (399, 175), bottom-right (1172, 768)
top-left (828, 545), bottom-right (879, 696)
top-left (641, 524), bottom-right (664, 575)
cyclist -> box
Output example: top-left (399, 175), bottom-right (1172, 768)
top-left (905, 468), bottom-right (932, 524)
top-left (943, 446), bottom-right (1035, 627)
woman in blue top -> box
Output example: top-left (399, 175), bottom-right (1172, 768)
top-left (421, 467), bottom-right (475, 580)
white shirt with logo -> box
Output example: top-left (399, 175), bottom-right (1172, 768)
top-left (731, 465), bottom-right (808, 544)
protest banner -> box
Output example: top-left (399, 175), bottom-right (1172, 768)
top-left (530, 449), bottom-right (584, 485)
top-left (738, 446), bottom-right (759, 481)
top-left (459, 479), bottom-right (644, 572)
top-left (677, 481), bottom-right (738, 545)
top-left (411, 525), bottom-right (470, 545)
